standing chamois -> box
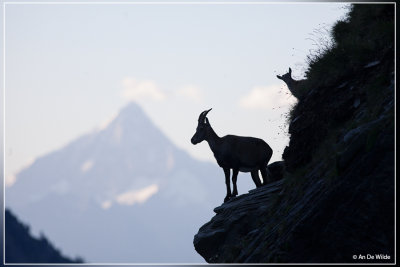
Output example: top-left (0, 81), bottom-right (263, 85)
top-left (276, 67), bottom-right (306, 99)
top-left (191, 109), bottom-right (273, 203)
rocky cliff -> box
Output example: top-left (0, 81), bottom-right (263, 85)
top-left (193, 4), bottom-right (394, 263)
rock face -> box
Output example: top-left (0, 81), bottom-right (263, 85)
top-left (193, 4), bottom-right (394, 264)
top-left (194, 100), bottom-right (394, 263)
top-left (193, 179), bottom-right (284, 263)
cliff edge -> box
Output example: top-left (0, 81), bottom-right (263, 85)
top-left (193, 4), bottom-right (394, 263)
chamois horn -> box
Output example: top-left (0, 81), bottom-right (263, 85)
top-left (198, 108), bottom-right (212, 123)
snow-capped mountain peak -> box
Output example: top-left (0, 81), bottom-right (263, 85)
top-left (6, 102), bottom-right (221, 263)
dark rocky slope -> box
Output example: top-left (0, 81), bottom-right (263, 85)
top-left (193, 4), bottom-right (394, 263)
top-left (5, 209), bottom-right (83, 263)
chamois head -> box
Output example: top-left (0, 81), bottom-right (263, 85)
top-left (276, 67), bottom-right (293, 83)
top-left (191, 108), bottom-right (212, 145)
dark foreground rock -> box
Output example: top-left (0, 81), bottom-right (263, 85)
top-left (194, 78), bottom-right (394, 264)
top-left (193, 5), bottom-right (394, 263)
top-left (194, 118), bottom-right (394, 263)
top-left (266, 161), bottom-right (285, 182)
top-left (194, 180), bottom-right (284, 262)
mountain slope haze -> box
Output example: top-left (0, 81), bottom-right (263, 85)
top-left (6, 102), bottom-right (223, 263)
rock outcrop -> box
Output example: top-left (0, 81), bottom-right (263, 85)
top-left (193, 4), bottom-right (394, 263)
top-left (193, 179), bottom-right (284, 263)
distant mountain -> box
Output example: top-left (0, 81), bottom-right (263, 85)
top-left (5, 209), bottom-right (83, 263)
top-left (6, 102), bottom-right (224, 263)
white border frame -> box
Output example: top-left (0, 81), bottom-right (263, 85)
top-left (2, 1), bottom-right (396, 265)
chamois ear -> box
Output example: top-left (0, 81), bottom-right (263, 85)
top-left (288, 67), bottom-right (292, 75)
top-left (276, 75), bottom-right (282, 79)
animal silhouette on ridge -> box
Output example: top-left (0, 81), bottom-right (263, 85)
top-left (276, 67), bottom-right (306, 99)
top-left (191, 109), bottom-right (273, 203)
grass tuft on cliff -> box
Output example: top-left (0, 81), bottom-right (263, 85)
top-left (302, 4), bottom-right (394, 94)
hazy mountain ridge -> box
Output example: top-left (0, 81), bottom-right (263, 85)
top-left (5, 209), bottom-right (83, 263)
top-left (8, 103), bottom-right (218, 208)
top-left (6, 101), bottom-right (223, 262)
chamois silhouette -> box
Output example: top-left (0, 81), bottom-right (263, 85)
top-left (191, 109), bottom-right (273, 202)
top-left (277, 67), bottom-right (306, 99)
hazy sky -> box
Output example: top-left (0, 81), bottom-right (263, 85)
top-left (3, 1), bottom-right (349, 185)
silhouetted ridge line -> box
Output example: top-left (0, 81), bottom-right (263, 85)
top-left (5, 209), bottom-right (84, 263)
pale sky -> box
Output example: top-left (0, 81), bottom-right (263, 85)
top-left (3, 1), bottom-right (350, 185)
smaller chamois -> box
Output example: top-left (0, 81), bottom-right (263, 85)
top-left (277, 67), bottom-right (306, 99)
top-left (191, 109), bottom-right (273, 203)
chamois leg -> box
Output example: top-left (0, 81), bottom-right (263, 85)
top-left (260, 168), bottom-right (271, 185)
top-left (251, 170), bottom-right (262, 188)
top-left (232, 169), bottom-right (239, 197)
top-left (223, 168), bottom-right (231, 203)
